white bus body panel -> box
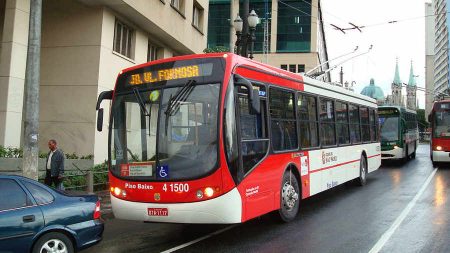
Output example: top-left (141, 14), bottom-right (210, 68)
top-left (307, 143), bottom-right (380, 196)
top-left (432, 150), bottom-right (450, 162)
top-left (111, 188), bottom-right (242, 224)
top-left (381, 147), bottom-right (404, 160)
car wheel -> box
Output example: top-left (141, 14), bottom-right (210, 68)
top-left (356, 155), bottom-right (367, 186)
top-left (276, 169), bottom-right (300, 222)
top-left (32, 232), bottom-right (74, 253)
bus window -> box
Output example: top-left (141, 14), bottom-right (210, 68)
top-left (319, 98), bottom-right (336, 146)
top-left (369, 109), bottom-right (377, 142)
top-left (238, 86), bottom-right (268, 174)
top-left (336, 101), bottom-right (350, 145)
top-left (434, 110), bottom-right (450, 137)
top-left (298, 93), bottom-right (319, 148)
top-left (349, 105), bottom-right (361, 143)
top-left (270, 88), bottom-right (298, 151)
top-left (360, 107), bottom-right (370, 142)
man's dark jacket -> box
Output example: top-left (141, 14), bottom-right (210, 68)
top-left (46, 149), bottom-right (65, 177)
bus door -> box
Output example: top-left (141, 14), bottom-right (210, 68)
top-left (235, 83), bottom-right (271, 219)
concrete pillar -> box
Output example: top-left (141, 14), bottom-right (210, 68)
top-left (270, 0), bottom-right (277, 53)
top-left (0, 0), bottom-right (30, 148)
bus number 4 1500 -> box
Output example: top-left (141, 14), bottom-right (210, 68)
top-left (163, 183), bottom-right (189, 193)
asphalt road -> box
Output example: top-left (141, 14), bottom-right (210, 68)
top-left (83, 144), bottom-right (449, 253)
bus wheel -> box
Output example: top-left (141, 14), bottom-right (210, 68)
top-left (277, 169), bottom-right (300, 222)
top-left (403, 146), bottom-right (409, 163)
top-left (356, 155), bottom-right (367, 186)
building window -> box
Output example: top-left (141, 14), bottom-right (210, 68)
top-left (207, 0), bottom-right (231, 49)
top-left (281, 64), bottom-right (287, 70)
top-left (114, 20), bottom-right (134, 59)
top-left (297, 64), bottom-right (305, 73)
top-left (192, 2), bottom-right (204, 31)
top-left (171, 0), bottom-right (184, 15)
top-left (289, 64), bottom-right (296, 73)
top-left (147, 42), bottom-right (160, 62)
top-left (277, 0), bottom-right (311, 52)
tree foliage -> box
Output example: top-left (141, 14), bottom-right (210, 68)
top-left (203, 46), bottom-right (230, 53)
top-left (416, 109), bottom-right (429, 132)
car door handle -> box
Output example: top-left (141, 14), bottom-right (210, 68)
top-left (23, 215), bottom-right (35, 223)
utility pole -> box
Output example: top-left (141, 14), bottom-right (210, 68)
top-left (22, 0), bottom-right (42, 180)
top-left (240, 0), bottom-right (249, 57)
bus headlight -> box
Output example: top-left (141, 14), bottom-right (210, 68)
top-left (112, 187), bottom-right (127, 198)
top-left (204, 187), bottom-right (214, 198)
top-left (436, 146), bottom-right (442, 151)
top-left (196, 190), bottom-right (204, 199)
top-left (393, 145), bottom-right (399, 149)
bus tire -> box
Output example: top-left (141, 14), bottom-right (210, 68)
top-left (356, 154), bottom-right (367, 186)
top-left (403, 145), bottom-right (409, 163)
top-left (276, 169), bottom-right (300, 222)
top-left (411, 142), bottom-right (416, 159)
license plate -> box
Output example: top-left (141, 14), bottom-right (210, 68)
top-left (148, 208), bottom-right (168, 216)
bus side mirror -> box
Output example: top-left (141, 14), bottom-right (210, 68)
top-left (97, 108), bottom-right (104, 132)
top-left (234, 74), bottom-right (260, 114)
top-left (428, 114), bottom-right (431, 122)
top-left (96, 90), bottom-right (113, 132)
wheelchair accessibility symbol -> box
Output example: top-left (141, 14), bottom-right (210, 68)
top-left (157, 165), bottom-right (169, 179)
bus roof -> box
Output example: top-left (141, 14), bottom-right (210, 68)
top-left (119, 53), bottom-right (377, 105)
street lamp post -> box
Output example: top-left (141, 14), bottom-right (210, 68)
top-left (233, 15), bottom-right (243, 55)
top-left (233, 9), bottom-right (258, 58)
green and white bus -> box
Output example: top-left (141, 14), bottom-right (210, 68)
top-left (379, 106), bottom-right (418, 161)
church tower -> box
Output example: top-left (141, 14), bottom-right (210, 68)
top-left (406, 61), bottom-right (417, 110)
top-left (391, 59), bottom-right (403, 106)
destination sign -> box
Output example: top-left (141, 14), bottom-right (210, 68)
top-left (127, 63), bottom-right (213, 86)
top-left (378, 109), bottom-right (398, 115)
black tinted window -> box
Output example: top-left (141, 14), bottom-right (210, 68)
top-left (22, 181), bottom-right (54, 205)
top-left (0, 179), bottom-right (31, 211)
top-left (270, 88), bottom-right (298, 151)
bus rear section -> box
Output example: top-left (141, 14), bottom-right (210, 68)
top-left (379, 106), bottom-right (418, 161)
top-left (429, 101), bottom-right (450, 164)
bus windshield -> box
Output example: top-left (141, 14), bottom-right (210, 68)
top-left (379, 116), bottom-right (399, 141)
top-left (110, 83), bottom-right (220, 181)
top-left (434, 110), bottom-right (450, 137)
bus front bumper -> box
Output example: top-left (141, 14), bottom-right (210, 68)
top-left (381, 147), bottom-right (403, 160)
top-left (111, 188), bottom-right (242, 224)
top-left (432, 150), bottom-right (450, 162)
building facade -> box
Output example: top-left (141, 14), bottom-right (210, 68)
top-left (433, 0), bottom-right (450, 99)
top-left (207, 0), bottom-right (330, 81)
top-left (425, 2), bottom-right (435, 117)
top-left (0, 0), bottom-right (208, 163)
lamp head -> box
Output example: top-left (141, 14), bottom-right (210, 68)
top-left (248, 10), bottom-right (259, 28)
top-left (233, 15), bottom-right (243, 32)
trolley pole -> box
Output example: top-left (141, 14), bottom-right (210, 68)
top-left (22, 0), bottom-right (42, 180)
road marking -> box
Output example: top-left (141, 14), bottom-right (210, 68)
top-left (161, 225), bottom-right (238, 253)
top-left (368, 168), bottom-right (437, 253)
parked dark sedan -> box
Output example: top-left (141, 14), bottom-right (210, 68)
top-left (0, 175), bottom-right (104, 253)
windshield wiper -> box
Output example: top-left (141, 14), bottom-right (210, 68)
top-left (164, 80), bottom-right (196, 135)
top-left (133, 87), bottom-right (150, 116)
top-left (164, 80), bottom-right (196, 116)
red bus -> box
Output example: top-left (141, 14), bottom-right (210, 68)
top-left (96, 53), bottom-right (381, 223)
top-left (428, 100), bottom-right (450, 166)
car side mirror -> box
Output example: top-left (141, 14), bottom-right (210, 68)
top-left (97, 108), bottom-right (104, 132)
top-left (96, 90), bottom-right (113, 132)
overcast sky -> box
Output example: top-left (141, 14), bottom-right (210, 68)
top-left (321, 0), bottom-right (428, 108)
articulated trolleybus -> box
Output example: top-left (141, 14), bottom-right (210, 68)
top-left (429, 100), bottom-right (450, 165)
top-left (96, 53), bottom-right (381, 224)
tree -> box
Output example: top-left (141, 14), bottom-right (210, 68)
top-left (416, 109), bottom-right (429, 132)
top-left (203, 46), bottom-right (230, 53)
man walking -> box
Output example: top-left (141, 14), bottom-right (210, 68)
top-left (45, 139), bottom-right (65, 190)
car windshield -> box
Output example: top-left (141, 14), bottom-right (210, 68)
top-left (109, 83), bottom-right (220, 181)
top-left (379, 116), bottom-right (399, 142)
top-left (434, 110), bottom-right (450, 137)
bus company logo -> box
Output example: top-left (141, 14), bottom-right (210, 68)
top-left (322, 151), bottom-right (337, 164)
top-left (154, 193), bottom-right (161, 201)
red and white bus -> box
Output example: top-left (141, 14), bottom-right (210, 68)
top-left (96, 53), bottom-right (381, 223)
top-left (429, 100), bottom-right (450, 166)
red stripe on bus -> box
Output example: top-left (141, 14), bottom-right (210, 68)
top-left (368, 154), bottom-right (381, 158)
top-left (310, 159), bottom-right (360, 174)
